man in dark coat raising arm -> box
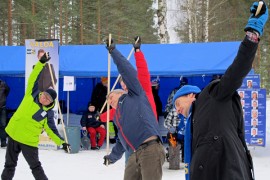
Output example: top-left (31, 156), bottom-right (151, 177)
top-left (172, 1), bottom-right (268, 180)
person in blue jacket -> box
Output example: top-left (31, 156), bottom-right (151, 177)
top-left (172, 2), bottom-right (268, 180)
top-left (103, 40), bottom-right (165, 180)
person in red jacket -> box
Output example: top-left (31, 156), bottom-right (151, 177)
top-left (133, 36), bottom-right (157, 120)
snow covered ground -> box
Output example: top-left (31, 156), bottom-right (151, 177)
top-left (0, 99), bottom-right (269, 180)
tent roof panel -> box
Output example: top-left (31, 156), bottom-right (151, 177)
top-left (0, 41), bottom-right (241, 77)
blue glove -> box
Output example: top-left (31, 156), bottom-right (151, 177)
top-left (244, 1), bottom-right (268, 36)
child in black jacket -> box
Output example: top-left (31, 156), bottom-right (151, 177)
top-left (80, 103), bottom-right (106, 150)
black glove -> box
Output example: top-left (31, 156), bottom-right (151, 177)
top-left (95, 115), bottom-right (100, 120)
top-left (133, 36), bottom-right (141, 51)
top-left (95, 112), bottom-right (100, 120)
top-left (244, 1), bottom-right (268, 36)
top-left (39, 52), bottom-right (51, 63)
top-left (62, 143), bottom-right (71, 153)
top-left (105, 38), bottom-right (115, 53)
top-left (103, 155), bottom-right (113, 165)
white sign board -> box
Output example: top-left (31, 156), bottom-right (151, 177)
top-left (63, 76), bottom-right (76, 91)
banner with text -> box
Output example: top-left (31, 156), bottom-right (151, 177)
top-left (25, 39), bottom-right (60, 150)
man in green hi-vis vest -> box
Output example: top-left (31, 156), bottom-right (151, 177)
top-left (1, 52), bottom-right (70, 180)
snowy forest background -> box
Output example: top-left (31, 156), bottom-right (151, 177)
top-left (0, 0), bottom-right (270, 92)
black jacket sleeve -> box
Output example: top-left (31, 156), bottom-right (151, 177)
top-left (210, 37), bottom-right (258, 100)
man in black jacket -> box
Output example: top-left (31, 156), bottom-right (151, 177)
top-left (90, 77), bottom-right (108, 112)
top-left (172, 2), bottom-right (268, 180)
top-left (0, 80), bottom-right (10, 148)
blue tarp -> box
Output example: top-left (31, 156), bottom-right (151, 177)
top-left (0, 41), bottom-right (243, 112)
top-left (0, 41), bottom-right (241, 77)
top-left (0, 46), bottom-right (26, 75)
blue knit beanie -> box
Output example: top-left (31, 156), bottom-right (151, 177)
top-left (173, 85), bottom-right (201, 105)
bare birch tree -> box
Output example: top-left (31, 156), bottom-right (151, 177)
top-left (157, 0), bottom-right (169, 43)
top-left (187, 0), bottom-right (193, 42)
top-left (202, 0), bottom-right (209, 42)
top-left (193, 1), bottom-right (198, 42)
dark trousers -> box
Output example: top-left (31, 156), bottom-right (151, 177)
top-left (0, 107), bottom-right (7, 143)
top-left (1, 137), bottom-right (48, 180)
top-left (179, 139), bottom-right (184, 161)
top-left (124, 141), bottom-right (165, 180)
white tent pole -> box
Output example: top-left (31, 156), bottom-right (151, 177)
top-left (67, 91), bottom-right (69, 126)
top-left (47, 61), bottom-right (70, 153)
top-left (106, 34), bottom-right (112, 166)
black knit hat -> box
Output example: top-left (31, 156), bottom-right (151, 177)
top-left (44, 89), bottom-right (57, 102)
top-left (88, 102), bottom-right (96, 107)
top-left (180, 77), bottom-right (188, 86)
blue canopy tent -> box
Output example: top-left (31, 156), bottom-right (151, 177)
top-left (59, 41), bottom-right (241, 77)
top-left (0, 46), bottom-right (26, 76)
top-left (0, 41), bottom-right (242, 113)
top-left (0, 41), bottom-right (241, 77)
